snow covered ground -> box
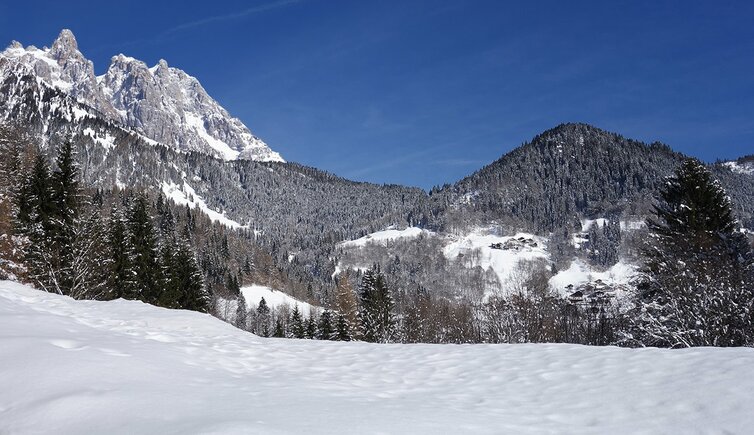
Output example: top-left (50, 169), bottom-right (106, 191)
top-left (339, 226), bottom-right (433, 248)
top-left (3, 280), bottom-right (754, 434)
top-left (241, 284), bottom-right (318, 316)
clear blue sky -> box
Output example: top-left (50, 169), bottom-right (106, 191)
top-left (1, 1), bottom-right (753, 189)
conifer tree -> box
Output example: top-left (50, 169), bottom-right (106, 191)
top-left (106, 204), bottom-right (137, 299)
top-left (235, 292), bottom-right (248, 330)
top-left (256, 297), bottom-right (271, 336)
top-left (305, 316), bottom-right (316, 339)
top-left (317, 310), bottom-right (335, 340)
top-left (290, 305), bottom-right (305, 338)
top-left (128, 194), bottom-right (162, 304)
top-left (272, 319), bottom-right (285, 337)
top-left (358, 266), bottom-right (397, 343)
top-left (335, 313), bottom-right (352, 341)
top-left (51, 141), bottom-right (80, 294)
top-left (631, 159), bottom-right (754, 347)
top-left (19, 154), bottom-right (58, 292)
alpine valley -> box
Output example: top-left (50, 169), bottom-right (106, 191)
top-left (1, 29), bottom-right (753, 345)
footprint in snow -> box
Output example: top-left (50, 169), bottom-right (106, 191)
top-left (49, 339), bottom-right (87, 351)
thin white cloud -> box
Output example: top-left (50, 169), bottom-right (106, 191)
top-left (163, 0), bottom-right (302, 35)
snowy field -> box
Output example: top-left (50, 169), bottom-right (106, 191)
top-left (2, 280), bottom-right (754, 434)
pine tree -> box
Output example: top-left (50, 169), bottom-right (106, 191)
top-left (290, 305), bottom-right (305, 338)
top-left (235, 293), bottom-right (248, 330)
top-left (106, 204), bottom-right (137, 300)
top-left (256, 297), bottom-right (271, 336)
top-left (358, 266), bottom-right (397, 343)
top-left (630, 159), bottom-right (754, 347)
top-left (174, 235), bottom-right (210, 312)
top-left (272, 319), bottom-right (285, 337)
top-left (128, 194), bottom-right (162, 304)
top-left (51, 141), bottom-right (80, 295)
top-left (335, 313), bottom-right (352, 341)
top-left (305, 316), bottom-right (316, 339)
top-left (317, 310), bottom-right (335, 340)
top-left (19, 154), bottom-right (58, 293)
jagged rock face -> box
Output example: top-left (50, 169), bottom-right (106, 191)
top-left (0, 29), bottom-right (283, 162)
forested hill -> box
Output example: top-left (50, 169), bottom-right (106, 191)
top-left (433, 123), bottom-right (754, 233)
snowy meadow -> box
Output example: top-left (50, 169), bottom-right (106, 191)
top-left (2, 280), bottom-right (753, 434)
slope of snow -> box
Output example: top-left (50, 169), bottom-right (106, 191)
top-left (183, 112), bottom-right (240, 161)
top-left (241, 284), bottom-right (318, 316)
top-left (724, 160), bottom-right (754, 175)
top-left (162, 181), bottom-right (247, 230)
top-left (2, 280), bottom-right (754, 434)
top-left (443, 229), bottom-right (549, 289)
top-left (339, 226), bottom-right (433, 248)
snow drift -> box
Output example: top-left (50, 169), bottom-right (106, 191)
top-left (1, 280), bottom-right (753, 434)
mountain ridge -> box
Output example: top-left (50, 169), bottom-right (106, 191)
top-left (1, 29), bottom-right (282, 162)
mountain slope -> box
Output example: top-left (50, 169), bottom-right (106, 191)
top-left (435, 123), bottom-right (754, 232)
top-left (3, 280), bottom-right (754, 434)
top-left (0, 29), bottom-right (282, 162)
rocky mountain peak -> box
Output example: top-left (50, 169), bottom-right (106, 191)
top-left (1, 29), bottom-right (284, 163)
top-left (50, 29), bottom-right (80, 60)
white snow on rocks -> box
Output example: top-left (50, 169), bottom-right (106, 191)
top-left (2, 280), bottom-right (754, 434)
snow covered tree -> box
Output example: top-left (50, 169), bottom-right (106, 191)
top-left (256, 297), bottom-right (271, 336)
top-left (173, 235), bottom-right (210, 312)
top-left (17, 153), bottom-right (58, 293)
top-left (630, 159), bottom-right (754, 347)
top-left (358, 266), bottom-right (397, 343)
top-left (316, 310), bottom-right (335, 340)
top-left (235, 292), bottom-right (248, 330)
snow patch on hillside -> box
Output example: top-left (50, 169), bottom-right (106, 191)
top-left (183, 112), bottom-right (240, 161)
top-left (2, 280), bottom-right (754, 434)
top-left (550, 259), bottom-right (637, 296)
top-left (161, 181), bottom-right (246, 229)
top-left (241, 284), bottom-right (318, 316)
top-left (340, 226), bottom-right (433, 248)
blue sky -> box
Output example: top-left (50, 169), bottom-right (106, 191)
top-left (1, 1), bottom-right (753, 189)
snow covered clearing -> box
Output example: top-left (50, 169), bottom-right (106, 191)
top-left (162, 180), bottom-right (247, 230)
top-left (2, 281), bottom-right (753, 434)
top-left (724, 161), bottom-right (754, 175)
top-left (241, 284), bottom-right (318, 316)
top-left (549, 259), bottom-right (637, 296)
top-left (443, 229), bottom-right (549, 287)
top-left (339, 226), bottom-right (433, 248)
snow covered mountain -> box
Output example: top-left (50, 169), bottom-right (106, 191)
top-left (3, 279), bottom-right (754, 434)
top-left (0, 29), bottom-right (282, 162)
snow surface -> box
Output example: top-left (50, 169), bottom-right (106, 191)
top-left (443, 229), bottom-right (549, 289)
top-left (241, 284), bottom-right (318, 316)
top-left (2, 280), bottom-right (754, 434)
top-left (162, 181), bottom-right (247, 230)
top-left (339, 226), bottom-right (433, 248)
